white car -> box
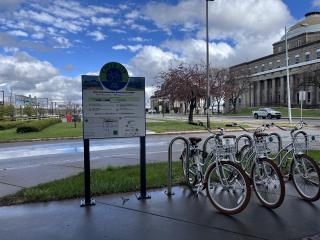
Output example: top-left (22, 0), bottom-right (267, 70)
top-left (252, 108), bottom-right (282, 119)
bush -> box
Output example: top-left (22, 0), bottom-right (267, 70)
top-left (0, 121), bottom-right (23, 130)
top-left (16, 119), bottom-right (61, 133)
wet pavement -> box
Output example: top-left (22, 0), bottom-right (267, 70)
top-left (0, 185), bottom-right (319, 240)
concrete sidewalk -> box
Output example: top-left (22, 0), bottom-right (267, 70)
top-left (1, 185), bottom-right (319, 240)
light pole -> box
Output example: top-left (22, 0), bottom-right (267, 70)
top-left (285, 26), bottom-right (292, 123)
top-left (206, 0), bottom-right (214, 128)
top-left (0, 90), bottom-right (4, 105)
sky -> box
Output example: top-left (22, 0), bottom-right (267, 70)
top-left (0, 0), bottom-right (320, 106)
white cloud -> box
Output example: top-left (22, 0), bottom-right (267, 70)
top-left (87, 31), bottom-right (106, 41)
top-left (7, 30), bottom-right (28, 37)
top-left (313, 0), bottom-right (320, 7)
top-left (91, 17), bottom-right (117, 26)
top-left (112, 44), bottom-right (127, 50)
top-left (53, 36), bottom-right (72, 48)
top-left (112, 29), bottom-right (127, 34)
top-left (0, 51), bottom-right (82, 103)
top-left (128, 44), bottom-right (143, 52)
top-left (32, 32), bottom-right (45, 39)
top-left (129, 45), bottom-right (181, 86)
top-left (128, 37), bottom-right (147, 42)
top-left (125, 10), bottom-right (140, 19)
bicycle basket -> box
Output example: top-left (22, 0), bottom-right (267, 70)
top-left (254, 138), bottom-right (268, 155)
top-left (215, 138), bottom-right (236, 157)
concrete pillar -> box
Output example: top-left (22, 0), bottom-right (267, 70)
top-left (256, 81), bottom-right (261, 106)
top-left (279, 77), bottom-right (285, 105)
top-left (250, 84), bottom-right (254, 107)
top-left (271, 78), bottom-right (276, 105)
top-left (263, 80), bottom-right (268, 105)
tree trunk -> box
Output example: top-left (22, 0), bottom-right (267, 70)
top-left (232, 98), bottom-right (237, 113)
top-left (217, 100), bottom-right (221, 114)
top-left (188, 98), bottom-right (196, 123)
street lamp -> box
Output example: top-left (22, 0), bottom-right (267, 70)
top-left (284, 26), bottom-right (292, 123)
top-left (206, 0), bottom-right (214, 128)
top-left (0, 90), bottom-right (4, 105)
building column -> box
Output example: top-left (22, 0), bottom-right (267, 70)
top-left (279, 77), bottom-right (285, 105)
top-left (271, 78), bottom-right (276, 105)
top-left (250, 83), bottom-right (254, 107)
top-left (256, 81), bottom-right (261, 106)
top-left (263, 80), bottom-right (268, 105)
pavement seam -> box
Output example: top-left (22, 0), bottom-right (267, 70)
top-left (96, 200), bottom-right (268, 240)
top-left (0, 181), bottom-right (25, 189)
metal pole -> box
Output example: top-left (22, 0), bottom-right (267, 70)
top-left (285, 26), bottom-right (292, 123)
top-left (206, 0), bottom-right (211, 128)
top-left (137, 136), bottom-right (150, 199)
top-left (1, 91), bottom-right (4, 105)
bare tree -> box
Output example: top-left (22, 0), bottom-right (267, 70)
top-left (209, 68), bottom-right (228, 114)
top-left (300, 64), bottom-right (320, 89)
top-left (225, 68), bottom-right (250, 113)
top-left (158, 64), bottom-right (206, 123)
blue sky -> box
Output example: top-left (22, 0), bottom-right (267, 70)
top-left (0, 0), bottom-right (319, 105)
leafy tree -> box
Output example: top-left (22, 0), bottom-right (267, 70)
top-left (24, 105), bottom-right (36, 117)
top-left (209, 68), bottom-right (228, 114)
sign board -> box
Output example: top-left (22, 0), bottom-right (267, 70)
top-left (82, 62), bottom-right (145, 139)
top-left (299, 91), bottom-right (306, 102)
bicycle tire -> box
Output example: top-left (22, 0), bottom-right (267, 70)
top-left (291, 154), bottom-right (320, 202)
top-left (251, 157), bottom-right (285, 208)
top-left (204, 161), bottom-right (251, 215)
top-left (180, 148), bottom-right (198, 187)
top-left (236, 144), bottom-right (252, 175)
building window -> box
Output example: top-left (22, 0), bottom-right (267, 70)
top-left (295, 55), bottom-right (300, 64)
top-left (269, 62), bottom-right (273, 70)
top-left (307, 91), bottom-right (311, 103)
top-left (276, 59), bottom-right (281, 68)
top-left (254, 66), bottom-right (258, 73)
top-left (305, 52), bottom-right (310, 61)
top-left (261, 64), bottom-right (265, 71)
top-left (278, 46), bottom-right (282, 52)
top-left (297, 40), bottom-right (302, 46)
top-left (317, 49), bottom-right (320, 59)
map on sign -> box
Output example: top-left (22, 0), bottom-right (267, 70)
top-left (82, 74), bottom-right (145, 139)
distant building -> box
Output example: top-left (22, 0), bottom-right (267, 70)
top-left (230, 12), bottom-right (320, 109)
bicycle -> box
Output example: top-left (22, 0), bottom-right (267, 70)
top-left (233, 123), bottom-right (285, 208)
top-left (270, 121), bottom-right (320, 202)
top-left (180, 127), bottom-right (251, 215)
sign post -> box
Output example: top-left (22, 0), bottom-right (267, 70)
top-left (81, 62), bottom-right (149, 206)
top-left (299, 91), bottom-right (306, 121)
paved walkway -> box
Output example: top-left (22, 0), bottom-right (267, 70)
top-left (1, 185), bottom-right (320, 240)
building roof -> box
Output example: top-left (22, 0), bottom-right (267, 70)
top-left (281, 11), bottom-right (320, 40)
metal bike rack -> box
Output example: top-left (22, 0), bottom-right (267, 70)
top-left (166, 136), bottom-right (190, 196)
top-left (203, 135), bottom-right (216, 153)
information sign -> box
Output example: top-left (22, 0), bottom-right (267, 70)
top-left (82, 63), bottom-right (145, 139)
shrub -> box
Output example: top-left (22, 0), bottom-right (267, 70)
top-left (0, 121), bottom-right (23, 130)
top-left (16, 119), bottom-right (61, 133)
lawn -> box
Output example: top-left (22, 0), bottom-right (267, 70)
top-left (0, 161), bottom-right (184, 206)
top-left (0, 122), bottom-right (82, 142)
top-left (225, 107), bottom-right (320, 118)
top-left (0, 120), bottom-right (249, 141)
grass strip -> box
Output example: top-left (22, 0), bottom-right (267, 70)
top-left (0, 161), bottom-right (184, 206)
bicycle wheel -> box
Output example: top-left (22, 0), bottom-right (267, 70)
top-left (291, 154), bottom-right (320, 201)
top-left (251, 157), bottom-right (285, 208)
top-left (205, 161), bottom-right (251, 215)
top-left (236, 144), bottom-right (252, 175)
top-left (236, 134), bottom-right (253, 153)
top-left (180, 149), bottom-right (198, 186)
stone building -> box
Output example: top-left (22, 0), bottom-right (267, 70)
top-left (230, 12), bottom-right (320, 109)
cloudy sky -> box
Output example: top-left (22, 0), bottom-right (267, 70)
top-left (0, 0), bottom-right (319, 106)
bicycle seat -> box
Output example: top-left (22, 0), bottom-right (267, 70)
top-left (254, 132), bottom-right (268, 138)
top-left (189, 137), bottom-right (202, 145)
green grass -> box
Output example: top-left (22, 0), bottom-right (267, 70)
top-left (0, 161), bottom-right (184, 206)
top-left (0, 122), bottom-right (83, 142)
top-left (225, 107), bottom-right (320, 118)
top-left (0, 120), bottom-right (250, 141)
top-left (309, 150), bottom-right (320, 164)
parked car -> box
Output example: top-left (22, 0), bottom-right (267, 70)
top-left (252, 108), bottom-right (281, 119)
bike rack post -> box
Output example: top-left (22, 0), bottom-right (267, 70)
top-left (166, 136), bottom-right (190, 196)
top-left (203, 135), bottom-right (216, 153)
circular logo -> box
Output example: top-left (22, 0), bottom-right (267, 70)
top-left (99, 62), bottom-right (129, 91)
